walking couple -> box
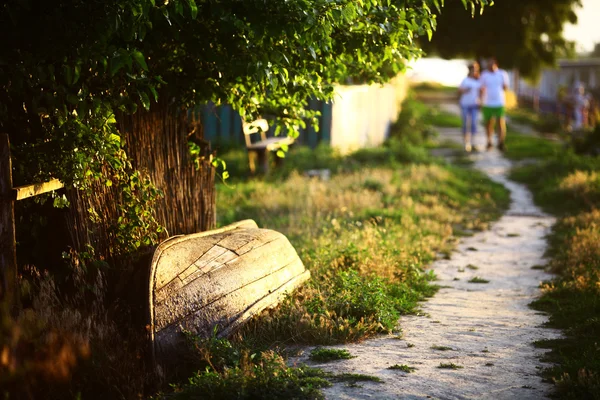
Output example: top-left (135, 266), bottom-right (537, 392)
top-left (458, 58), bottom-right (509, 152)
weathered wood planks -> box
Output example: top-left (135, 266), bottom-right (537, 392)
top-left (148, 219), bottom-right (310, 360)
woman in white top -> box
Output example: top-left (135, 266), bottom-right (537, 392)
top-left (458, 63), bottom-right (481, 152)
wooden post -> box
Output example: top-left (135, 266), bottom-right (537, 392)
top-left (0, 134), bottom-right (17, 312)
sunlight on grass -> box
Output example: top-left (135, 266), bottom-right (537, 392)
top-left (510, 138), bottom-right (600, 399)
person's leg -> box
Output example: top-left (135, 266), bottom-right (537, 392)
top-left (467, 106), bottom-right (478, 150)
top-left (486, 117), bottom-right (495, 150)
top-left (498, 107), bottom-right (506, 150)
top-left (461, 106), bottom-right (472, 151)
top-left (482, 107), bottom-right (494, 149)
top-left (574, 108), bottom-right (582, 129)
top-left (470, 106), bottom-right (479, 135)
top-left (461, 106), bottom-right (468, 136)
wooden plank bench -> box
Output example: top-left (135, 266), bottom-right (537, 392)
top-left (243, 119), bottom-right (294, 173)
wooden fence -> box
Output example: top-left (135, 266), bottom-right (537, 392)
top-left (0, 134), bottom-right (65, 311)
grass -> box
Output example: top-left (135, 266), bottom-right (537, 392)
top-left (504, 130), bottom-right (562, 161)
top-left (219, 144), bottom-right (508, 349)
top-left (431, 345), bottom-right (453, 351)
top-left (332, 373), bottom-right (383, 383)
top-left (508, 130), bottom-right (600, 399)
top-left (507, 108), bottom-right (562, 134)
top-left (164, 339), bottom-right (332, 400)
top-left (412, 82), bottom-right (459, 95)
top-left (159, 95), bottom-right (510, 399)
top-left (438, 363), bottom-right (463, 370)
top-left (468, 277), bottom-right (490, 284)
top-left (309, 348), bottom-right (355, 362)
top-left (388, 364), bottom-right (416, 372)
top-left (466, 264), bottom-right (479, 270)
top-left (428, 107), bottom-right (462, 128)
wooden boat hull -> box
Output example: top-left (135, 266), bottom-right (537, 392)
top-left (148, 220), bottom-right (309, 360)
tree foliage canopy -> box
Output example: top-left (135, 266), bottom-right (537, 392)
top-left (422, 0), bottom-right (581, 79)
top-left (0, 0), bottom-right (488, 254)
top-left (1, 0), bottom-right (489, 183)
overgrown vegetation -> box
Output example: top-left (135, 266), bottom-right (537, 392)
top-left (2, 1), bottom-right (496, 398)
top-left (165, 336), bottom-right (332, 400)
top-left (158, 95), bottom-right (510, 397)
top-left (504, 130), bottom-right (562, 161)
top-left (438, 363), bottom-right (463, 370)
top-left (468, 277), bottom-right (489, 284)
top-left (507, 108), bottom-right (562, 134)
top-left (431, 345), bottom-right (453, 351)
top-left (309, 348), bottom-right (355, 363)
top-left (387, 364), bottom-right (416, 372)
top-left (509, 132), bottom-right (600, 398)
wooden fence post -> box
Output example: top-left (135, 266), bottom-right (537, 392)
top-left (0, 133), bottom-right (18, 312)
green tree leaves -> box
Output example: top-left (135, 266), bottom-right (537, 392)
top-left (423, 0), bottom-right (579, 79)
top-left (0, 0), bottom-right (492, 196)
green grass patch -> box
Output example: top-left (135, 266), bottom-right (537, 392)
top-left (412, 82), bottom-right (459, 94)
top-left (466, 264), bottom-right (479, 270)
top-left (165, 337), bottom-right (332, 400)
top-left (504, 130), bottom-right (562, 160)
top-left (165, 94), bottom-right (509, 398)
top-left (468, 277), bottom-right (489, 284)
top-left (428, 108), bottom-right (462, 128)
top-left (332, 373), bottom-right (383, 383)
top-left (387, 364), bottom-right (416, 372)
top-left (507, 108), bottom-right (562, 134)
top-left (431, 345), bottom-right (453, 351)
top-left (509, 130), bottom-right (600, 399)
top-left (438, 363), bottom-right (463, 370)
top-left (309, 348), bottom-right (355, 363)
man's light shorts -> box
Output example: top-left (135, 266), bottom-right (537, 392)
top-left (482, 106), bottom-right (505, 122)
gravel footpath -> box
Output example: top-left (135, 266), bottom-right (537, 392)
top-left (294, 126), bottom-right (561, 400)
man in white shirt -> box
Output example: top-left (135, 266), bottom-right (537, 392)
top-left (479, 58), bottom-right (510, 151)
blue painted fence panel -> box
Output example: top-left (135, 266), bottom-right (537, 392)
top-left (193, 101), bottom-right (333, 149)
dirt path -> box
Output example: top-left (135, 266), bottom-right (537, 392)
top-left (296, 127), bottom-right (561, 399)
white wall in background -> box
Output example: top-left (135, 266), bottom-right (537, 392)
top-left (329, 76), bottom-right (407, 155)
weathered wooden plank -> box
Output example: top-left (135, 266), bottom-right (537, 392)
top-left (154, 261), bottom-right (309, 355)
top-left (149, 220), bottom-right (310, 360)
top-left (218, 269), bottom-right (311, 338)
top-left (153, 245), bottom-right (238, 304)
top-left (152, 220), bottom-right (258, 289)
top-left (153, 236), bottom-right (222, 290)
top-left (153, 235), bottom-right (295, 330)
top-left (12, 178), bottom-right (64, 201)
top-left (233, 229), bottom-right (283, 256)
top-left (0, 134), bottom-right (17, 310)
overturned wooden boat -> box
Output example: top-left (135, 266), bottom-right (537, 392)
top-left (148, 219), bottom-right (309, 361)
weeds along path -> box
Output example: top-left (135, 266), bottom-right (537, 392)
top-left (297, 127), bottom-right (562, 399)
